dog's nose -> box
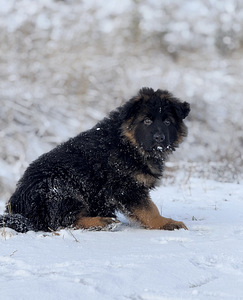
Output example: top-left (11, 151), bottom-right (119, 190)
top-left (153, 133), bottom-right (165, 143)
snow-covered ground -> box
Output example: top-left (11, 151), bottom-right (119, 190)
top-left (1, 177), bottom-right (243, 300)
top-left (1, 1), bottom-right (243, 299)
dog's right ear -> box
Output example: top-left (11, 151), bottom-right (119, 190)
top-left (120, 95), bottom-right (142, 121)
top-left (119, 87), bottom-right (156, 121)
top-left (120, 87), bottom-right (155, 120)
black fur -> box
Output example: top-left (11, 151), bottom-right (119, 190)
top-left (1, 88), bottom-right (190, 232)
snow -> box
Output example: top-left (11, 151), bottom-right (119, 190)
top-left (1, 0), bottom-right (243, 299)
top-left (1, 177), bottom-right (243, 300)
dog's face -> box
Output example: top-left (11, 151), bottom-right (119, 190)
top-left (121, 88), bottom-right (190, 156)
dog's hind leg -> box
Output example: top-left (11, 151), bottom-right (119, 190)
top-left (75, 213), bottom-right (120, 230)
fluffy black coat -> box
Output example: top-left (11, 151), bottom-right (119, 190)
top-left (0, 88), bottom-right (190, 232)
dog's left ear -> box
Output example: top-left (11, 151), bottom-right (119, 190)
top-left (174, 101), bottom-right (190, 119)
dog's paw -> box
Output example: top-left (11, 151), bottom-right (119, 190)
top-left (88, 217), bottom-right (121, 231)
top-left (162, 220), bottom-right (188, 231)
top-left (103, 218), bottom-right (121, 231)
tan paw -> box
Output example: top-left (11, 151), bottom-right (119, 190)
top-left (162, 220), bottom-right (188, 231)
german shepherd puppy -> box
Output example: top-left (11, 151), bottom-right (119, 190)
top-left (0, 88), bottom-right (190, 232)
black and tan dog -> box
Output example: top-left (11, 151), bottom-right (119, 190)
top-left (0, 88), bottom-right (190, 233)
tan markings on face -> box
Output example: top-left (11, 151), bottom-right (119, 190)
top-left (121, 121), bottom-right (147, 157)
top-left (120, 116), bottom-right (143, 148)
top-left (129, 198), bottom-right (187, 230)
top-left (121, 124), bottom-right (137, 148)
top-left (173, 122), bottom-right (188, 147)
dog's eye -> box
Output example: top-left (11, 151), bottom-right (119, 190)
top-left (164, 119), bottom-right (171, 126)
top-left (144, 118), bottom-right (153, 126)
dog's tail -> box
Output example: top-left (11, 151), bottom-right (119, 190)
top-left (0, 213), bottom-right (35, 233)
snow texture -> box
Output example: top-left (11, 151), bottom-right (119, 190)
top-left (1, 178), bottom-right (243, 300)
top-left (0, 1), bottom-right (243, 299)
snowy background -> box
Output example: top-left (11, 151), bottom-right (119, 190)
top-left (1, 1), bottom-right (243, 299)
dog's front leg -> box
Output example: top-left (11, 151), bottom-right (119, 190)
top-left (128, 198), bottom-right (187, 230)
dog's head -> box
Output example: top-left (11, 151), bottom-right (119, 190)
top-left (121, 88), bottom-right (190, 156)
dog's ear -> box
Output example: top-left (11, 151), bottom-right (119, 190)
top-left (120, 89), bottom-right (149, 121)
top-left (120, 97), bottom-right (141, 121)
top-left (174, 101), bottom-right (190, 120)
top-left (121, 88), bottom-right (157, 120)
